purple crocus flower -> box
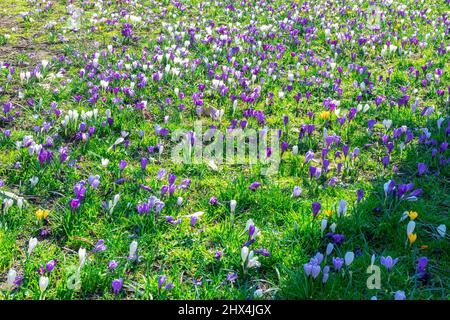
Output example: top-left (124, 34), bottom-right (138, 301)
top-left (45, 259), bottom-right (57, 273)
top-left (304, 263), bottom-right (313, 277)
top-left (140, 158), bottom-right (148, 171)
top-left (417, 162), bottom-right (427, 175)
top-left (380, 256), bottom-right (399, 272)
top-left (394, 290), bottom-right (406, 300)
top-left (190, 215), bottom-right (198, 227)
top-left (92, 239), bottom-right (107, 253)
top-left (108, 260), bottom-right (119, 270)
top-left (164, 282), bottom-right (174, 290)
top-left (357, 188), bottom-right (363, 203)
top-left (111, 278), bottom-right (123, 295)
top-left (119, 160), bottom-right (127, 171)
top-left (382, 155), bottom-right (390, 168)
top-left (304, 150), bottom-right (314, 163)
top-left (326, 233), bottom-right (345, 244)
top-left (332, 257), bottom-right (344, 271)
top-left (227, 273), bottom-right (238, 283)
top-left (88, 175), bottom-right (100, 189)
top-left (158, 275), bottom-right (167, 290)
top-left (312, 202), bottom-right (321, 218)
top-left (70, 198), bottom-right (81, 211)
top-left (209, 196), bottom-right (218, 205)
top-left (249, 181), bottom-right (261, 191)
top-left (311, 264), bottom-right (321, 279)
top-left (417, 257), bottom-right (428, 274)
top-left (168, 174), bottom-right (176, 185)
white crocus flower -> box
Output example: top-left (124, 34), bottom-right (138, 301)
top-left (129, 241), bottom-right (138, 258)
top-left (321, 219), bottom-right (328, 233)
top-left (39, 276), bottom-right (49, 293)
top-left (78, 247), bottom-right (86, 267)
top-left (326, 243), bottom-right (334, 255)
top-left (407, 221), bottom-right (416, 236)
top-left (337, 199), bottom-right (347, 217)
top-left (345, 251), bottom-right (354, 266)
top-left (28, 237), bottom-right (38, 255)
top-left (7, 268), bottom-right (17, 289)
top-left (437, 224), bottom-right (446, 238)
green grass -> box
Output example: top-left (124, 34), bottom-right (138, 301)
top-left (0, 0), bottom-right (448, 300)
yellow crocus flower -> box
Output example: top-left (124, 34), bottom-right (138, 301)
top-left (408, 233), bottom-right (417, 245)
top-left (36, 209), bottom-right (49, 220)
top-left (320, 111), bottom-right (331, 120)
top-left (408, 211), bottom-right (418, 220)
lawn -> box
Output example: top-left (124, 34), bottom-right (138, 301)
top-left (0, 0), bottom-right (448, 300)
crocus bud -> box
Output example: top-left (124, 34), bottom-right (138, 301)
top-left (78, 247), bottom-right (86, 267)
top-left (7, 268), bottom-right (17, 289)
top-left (407, 221), bottom-right (416, 236)
top-left (437, 224), bottom-right (446, 238)
top-left (230, 200), bottom-right (237, 213)
top-left (39, 276), bottom-right (49, 293)
top-left (326, 243), bottom-right (334, 255)
top-left (345, 252), bottom-right (354, 266)
top-left (321, 219), bottom-right (328, 233)
top-left (28, 237), bottom-right (38, 255)
top-left (241, 246), bottom-right (249, 263)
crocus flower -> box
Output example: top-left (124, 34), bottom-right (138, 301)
top-left (39, 276), bottom-right (49, 293)
top-left (322, 266), bottom-right (330, 284)
top-left (7, 269), bottom-right (17, 290)
top-left (321, 219), bottom-right (328, 233)
top-left (332, 257), bottom-right (344, 271)
top-left (407, 211), bottom-right (418, 220)
top-left (408, 233), bottom-right (417, 245)
top-left (214, 251), bottom-right (222, 259)
top-left (326, 243), bottom-right (334, 255)
top-left (407, 221), bottom-right (416, 236)
top-left (88, 175), bottom-right (100, 189)
top-left (140, 158), bottom-right (148, 171)
top-left (92, 239), bottom-right (107, 253)
top-left (241, 246), bottom-right (260, 269)
top-left (344, 252), bottom-right (354, 266)
top-left (356, 189), bottom-right (364, 202)
top-left (394, 290), bottom-right (406, 300)
top-left (78, 247), bottom-right (86, 267)
top-left (312, 202), bottom-right (321, 218)
top-left (417, 163), bottom-right (427, 175)
top-left (190, 215), bottom-right (198, 227)
top-left (254, 248), bottom-right (270, 257)
top-left (35, 209), bottom-right (49, 220)
top-left (158, 275), bottom-right (167, 290)
top-left (119, 160), bottom-right (127, 171)
top-left (230, 200), bottom-right (237, 222)
top-left (227, 272), bottom-right (238, 283)
top-left (45, 259), bottom-right (57, 273)
top-left (437, 224), bottom-right (446, 238)
top-left (111, 278), bottom-right (123, 295)
top-left (249, 181), bottom-right (261, 191)
top-left (28, 237), bottom-right (38, 255)
top-left (337, 199), bottom-right (347, 217)
top-left (128, 240), bottom-right (138, 260)
top-left (292, 186), bottom-right (302, 197)
top-left (108, 260), bottom-right (119, 270)
top-left (380, 256), bottom-right (399, 272)
top-left (417, 257), bottom-right (428, 274)
top-left (209, 196), bottom-right (218, 205)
